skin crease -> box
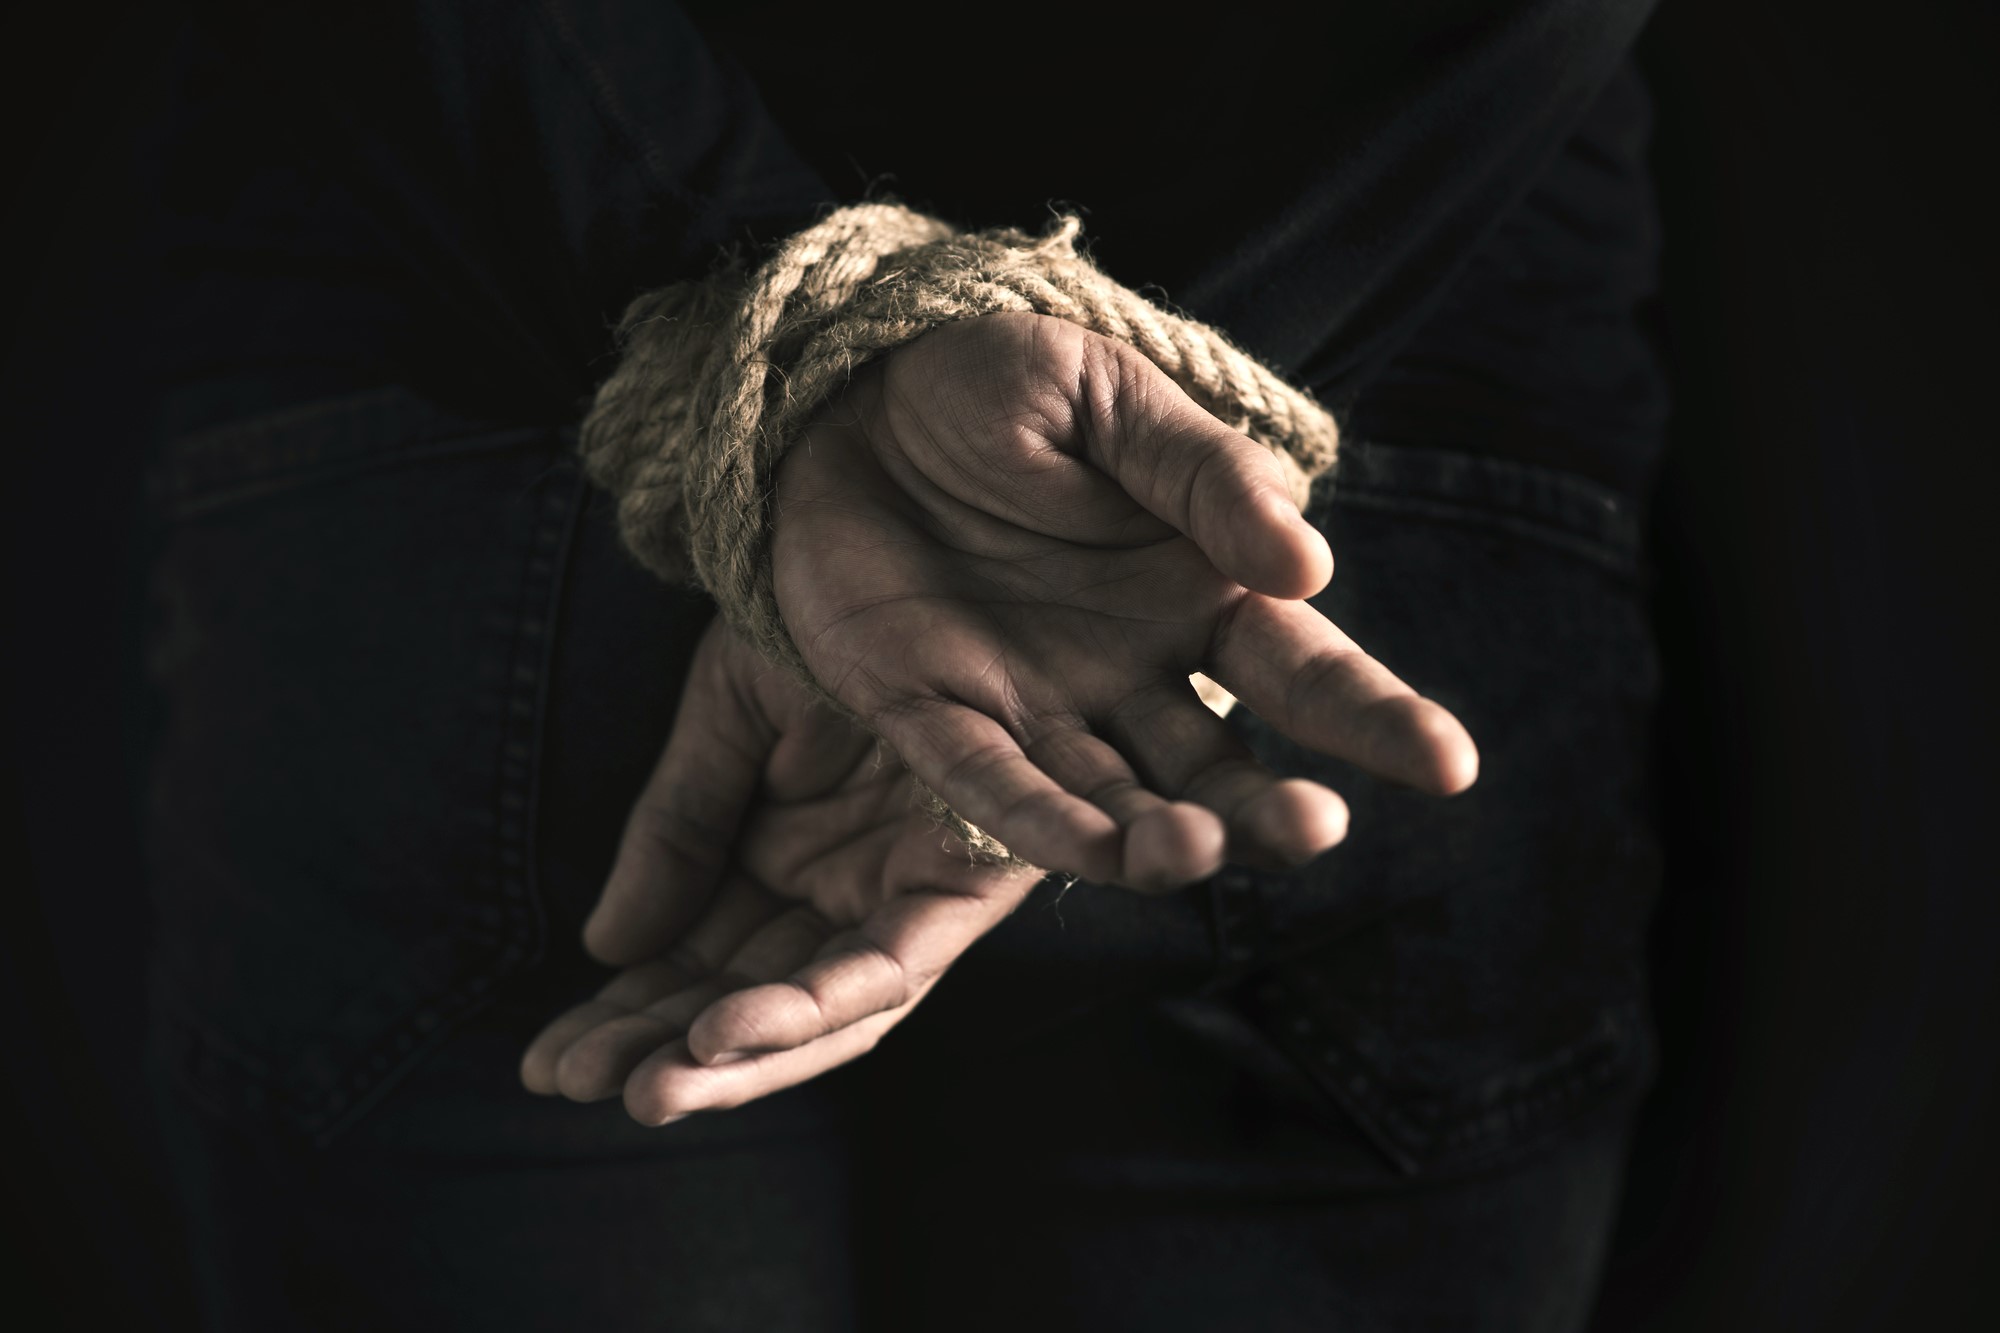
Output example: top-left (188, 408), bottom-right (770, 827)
top-left (523, 312), bottom-right (1478, 1124)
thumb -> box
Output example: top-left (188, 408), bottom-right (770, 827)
top-left (583, 625), bottom-right (773, 967)
top-left (1080, 333), bottom-right (1332, 599)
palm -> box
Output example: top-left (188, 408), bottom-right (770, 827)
top-left (520, 621), bottom-right (1040, 1126)
top-left (775, 313), bottom-right (1477, 887)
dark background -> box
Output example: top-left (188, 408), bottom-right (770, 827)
top-left (5, 1), bottom-right (1995, 1327)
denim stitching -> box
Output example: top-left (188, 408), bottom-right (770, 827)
top-left (294, 457), bottom-right (584, 1148)
top-left (1215, 437), bottom-right (1656, 1175)
top-left (1253, 974), bottom-right (1645, 1176)
top-left (1317, 439), bottom-right (1646, 581)
top-left (152, 418), bottom-right (587, 1146)
top-left (151, 386), bottom-right (551, 520)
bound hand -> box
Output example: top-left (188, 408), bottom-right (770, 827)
top-left (770, 312), bottom-right (1476, 889)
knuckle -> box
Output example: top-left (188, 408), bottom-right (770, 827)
top-left (662, 941), bottom-right (717, 980)
top-left (809, 941), bottom-right (912, 1026)
top-left (849, 939), bottom-right (916, 1009)
top-left (1285, 646), bottom-right (1364, 723)
top-left (1080, 773), bottom-right (1146, 807)
top-left (1181, 442), bottom-right (1231, 532)
top-left (630, 796), bottom-right (730, 875)
top-left (994, 784), bottom-right (1066, 831)
top-left (1075, 332), bottom-right (1132, 443)
top-left (703, 1002), bottom-right (764, 1054)
top-left (761, 981), bottom-right (830, 1044)
top-left (937, 740), bottom-right (1025, 802)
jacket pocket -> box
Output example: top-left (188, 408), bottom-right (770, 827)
top-left (144, 386), bottom-right (586, 1147)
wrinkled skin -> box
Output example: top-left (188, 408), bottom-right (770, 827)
top-left (522, 620), bottom-right (1042, 1125)
top-left (769, 313), bottom-right (1474, 884)
top-left (524, 313), bottom-right (1477, 1123)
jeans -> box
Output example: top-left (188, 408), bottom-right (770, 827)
top-left (142, 387), bottom-right (1662, 1331)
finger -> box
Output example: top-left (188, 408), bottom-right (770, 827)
top-left (582, 634), bottom-right (773, 967)
top-left (625, 1009), bottom-right (906, 1127)
top-left (1082, 335), bottom-right (1333, 600)
top-left (1016, 713), bottom-right (1225, 890)
top-left (1209, 595), bottom-right (1479, 795)
top-left (643, 869), bottom-right (791, 979)
top-left (521, 950), bottom-right (713, 1095)
top-left (873, 696), bottom-right (1123, 881)
top-left (597, 957), bottom-right (700, 1008)
top-left (1223, 777), bottom-right (1350, 866)
top-left (522, 1000), bottom-right (629, 1095)
top-left (559, 907), bottom-right (833, 1100)
top-left (554, 981), bottom-right (731, 1102)
top-left (713, 905), bottom-right (839, 990)
top-left (687, 866), bottom-right (1038, 1063)
top-left (1104, 683), bottom-right (1350, 869)
top-left (529, 874), bottom-right (779, 1096)
top-left (686, 936), bottom-right (907, 1067)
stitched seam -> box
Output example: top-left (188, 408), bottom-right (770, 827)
top-left (292, 460), bottom-right (584, 1148)
top-left (153, 385), bottom-right (550, 515)
top-left (1317, 438), bottom-right (1644, 566)
top-left (1265, 992), bottom-right (1645, 1173)
top-left (1327, 490), bottom-right (1644, 581)
top-left (164, 432), bottom-right (552, 521)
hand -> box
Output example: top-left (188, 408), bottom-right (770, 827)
top-left (772, 312), bottom-right (1477, 889)
top-left (519, 618), bottom-right (1042, 1126)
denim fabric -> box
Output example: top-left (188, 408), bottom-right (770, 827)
top-left (156, 3), bottom-right (1665, 490)
top-left (143, 389), bottom-right (1660, 1330)
top-left (1206, 440), bottom-right (1661, 1177)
